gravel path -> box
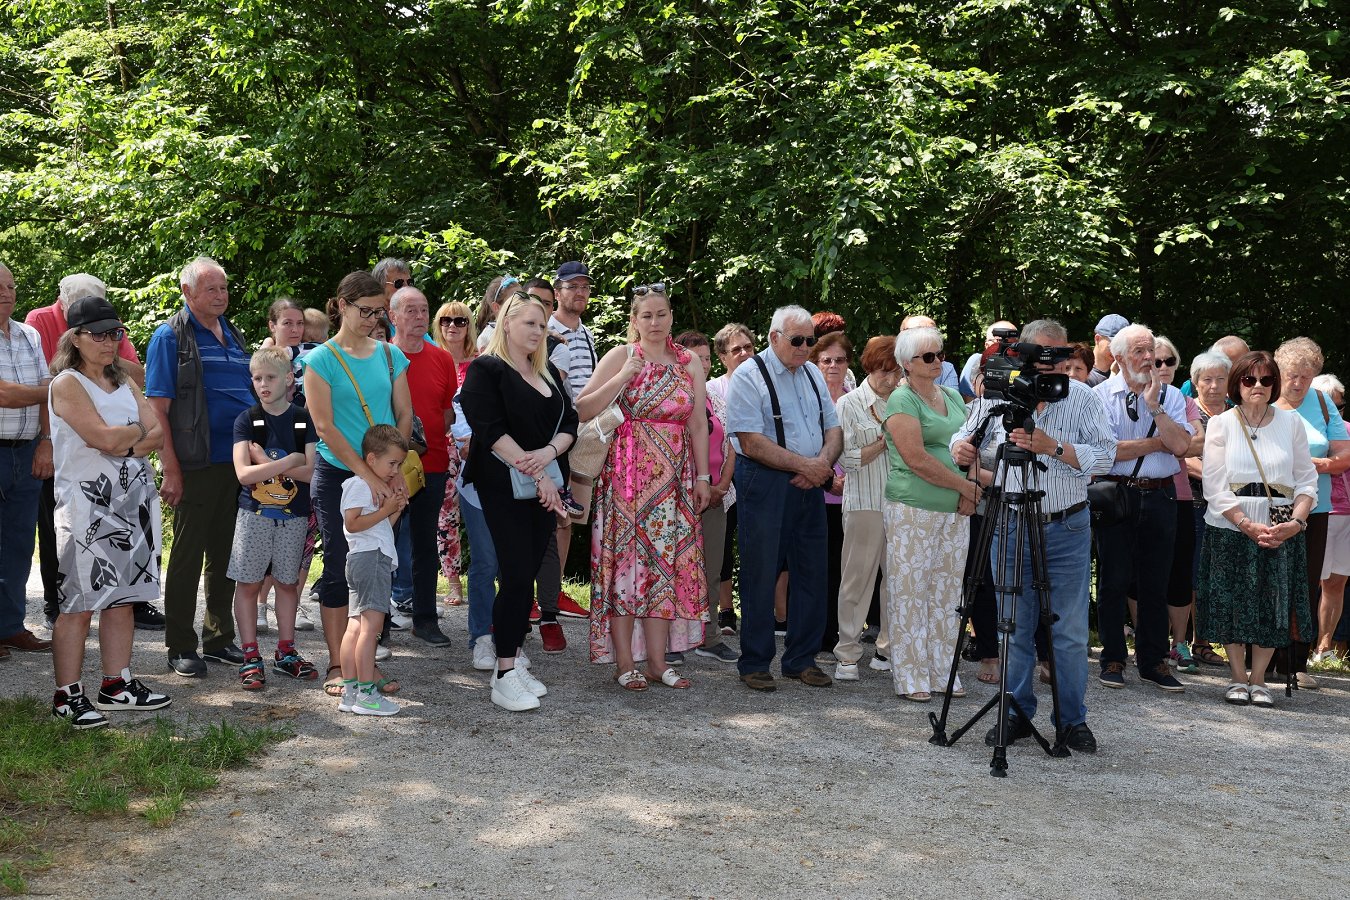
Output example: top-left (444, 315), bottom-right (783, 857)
top-left (6, 572), bottom-right (1348, 898)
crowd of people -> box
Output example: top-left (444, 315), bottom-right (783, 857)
top-left (1, 256), bottom-right (1346, 741)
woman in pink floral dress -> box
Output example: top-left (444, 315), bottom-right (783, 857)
top-left (575, 284), bottom-right (711, 690)
top-left (432, 300), bottom-right (477, 605)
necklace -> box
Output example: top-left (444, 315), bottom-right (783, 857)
top-left (1239, 405), bottom-right (1268, 440)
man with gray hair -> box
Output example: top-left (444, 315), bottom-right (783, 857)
top-left (726, 305), bottom-right (843, 691)
top-left (373, 258), bottom-right (415, 300)
top-left (145, 256), bottom-right (254, 676)
top-left (952, 319), bottom-right (1116, 751)
top-left (1093, 323), bottom-right (1193, 693)
top-left (25, 274), bottom-right (159, 631)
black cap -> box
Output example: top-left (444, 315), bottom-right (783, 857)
top-left (67, 296), bottom-right (123, 334)
top-left (555, 261), bottom-right (590, 282)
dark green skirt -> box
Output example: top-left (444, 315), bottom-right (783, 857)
top-left (1196, 524), bottom-right (1311, 648)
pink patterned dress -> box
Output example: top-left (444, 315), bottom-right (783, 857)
top-left (588, 339), bottom-right (707, 663)
top-left (436, 357), bottom-right (473, 593)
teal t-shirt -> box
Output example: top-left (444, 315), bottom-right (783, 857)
top-left (300, 341), bottom-right (410, 469)
top-left (1290, 389), bottom-right (1349, 514)
top-left (884, 384), bottom-right (966, 512)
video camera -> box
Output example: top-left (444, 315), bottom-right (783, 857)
top-left (981, 328), bottom-right (1073, 410)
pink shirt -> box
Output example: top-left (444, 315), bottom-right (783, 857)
top-left (25, 301), bottom-right (140, 365)
top-left (1171, 396), bottom-right (1203, 501)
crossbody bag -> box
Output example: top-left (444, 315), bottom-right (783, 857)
top-left (325, 340), bottom-right (425, 497)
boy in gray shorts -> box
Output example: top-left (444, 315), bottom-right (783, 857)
top-left (338, 424), bottom-right (409, 716)
top-left (227, 347), bottom-right (318, 690)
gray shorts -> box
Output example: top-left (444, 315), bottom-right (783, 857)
top-left (226, 509), bottom-right (308, 585)
top-left (345, 550), bottom-right (393, 618)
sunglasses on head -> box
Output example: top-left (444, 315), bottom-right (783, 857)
top-left (1240, 374), bottom-right (1277, 388)
top-left (346, 300), bottom-right (385, 319)
top-left (784, 334), bottom-right (818, 348)
top-left (385, 277), bottom-right (414, 290)
top-left (911, 351), bottom-right (945, 364)
top-left (633, 282), bottom-right (666, 297)
top-left (1154, 356), bottom-right (1177, 368)
top-left (439, 316), bottom-right (470, 329)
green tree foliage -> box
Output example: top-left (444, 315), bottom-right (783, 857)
top-left (1, 0), bottom-right (1345, 372)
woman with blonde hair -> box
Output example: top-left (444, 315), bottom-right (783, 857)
top-left (577, 283), bottom-right (710, 691)
top-left (459, 292), bottom-right (577, 711)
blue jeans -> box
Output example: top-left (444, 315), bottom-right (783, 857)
top-left (734, 455), bottom-right (827, 677)
top-left (0, 440), bottom-right (40, 637)
top-left (459, 494), bottom-right (496, 647)
top-left (392, 472), bottom-right (449, 629)
top-left (1096, 483), bottom-right (1177, 671)
top-left (993, 506), bottom-right (1093, 727)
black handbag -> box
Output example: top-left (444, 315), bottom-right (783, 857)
top-left (1089, 411), bottom-right (1156, 527)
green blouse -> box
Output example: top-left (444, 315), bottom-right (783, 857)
top-left (884, 384), bottom-right (966, 512)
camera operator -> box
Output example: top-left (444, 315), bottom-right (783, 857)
top-left (951, 319), bottom-right (1116, 752)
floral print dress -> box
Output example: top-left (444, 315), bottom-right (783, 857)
top-left (588, 339), bottom-right (707, 663)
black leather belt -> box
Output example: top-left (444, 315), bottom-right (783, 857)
top-left (0, 437), bottom-right (34, 448)
top-left (1042, 500), bottom-right (1088, 524)
top-left (1100, 474), bottom-right (1169, 491)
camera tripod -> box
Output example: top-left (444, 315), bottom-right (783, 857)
top-left (929, 414), bottom-right (1072, 777)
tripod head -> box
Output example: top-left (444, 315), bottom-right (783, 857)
top-left (962, 402), bottom-right (1047, 472)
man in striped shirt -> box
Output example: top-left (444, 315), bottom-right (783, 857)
top-left (951, 319), bottom-right (1116, 753)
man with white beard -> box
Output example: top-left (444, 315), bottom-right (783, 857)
top-left (1092, 324), bottom-right (1194, 693)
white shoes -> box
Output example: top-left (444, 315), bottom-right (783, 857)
top-left (517, 665), bottom-right (547, 698)
top-left (834, 661), bottom-right (860, 682)
top-left (472, 638), bottom-right (496, 671)
top-left (256, 603), bottom-right (271, 633)
top-left (294, 604), bottom-right (315, 631)
top-left (389, 610), bottom-right (413, 631)
top-left (868, 653), bottom-right (891, 672)
top-left (375, 642), bottom-right (392, 662)
top-left (491, 666), bottom-right (541, 711)
top-left (516, 648), bottom-right (531, 669)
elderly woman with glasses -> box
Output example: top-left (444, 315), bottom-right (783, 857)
top-left (883, 326), bottom-right (979, 702)
top-left (1183, 350), bottom-right (1233, 669)
top-left (431, 301), bottom-right (477, 607)
top-left (809, 332), bottom-right (852, 662)
top-left (1198, 351), bottom-right (1317, 707)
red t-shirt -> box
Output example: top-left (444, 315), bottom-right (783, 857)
top-left (25, 301), bottom-right (141, 365)
top-left (403, 342), bottom-right (459, 473)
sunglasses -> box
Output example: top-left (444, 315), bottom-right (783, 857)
top-left (1240, 374), bottom-right (1277, 388)
top-left (346, 300), bottom-right (385, 319)
top-left (1154, 356), bottom-right (1177, 368)
top-left (385, 277), bottom-right (414, 290)
top-left (633, 282), bottom-right (666, 297)
top-left (911, 351), bottom-right (946, 364)
top-left (439, 316), bottom-right (470, 329)
top-left (783, 334), bottom-right (818, 348)
top-left (818, 356), bottom-right (849, 366)
top-left (80, 328), bottom-right (126, 343)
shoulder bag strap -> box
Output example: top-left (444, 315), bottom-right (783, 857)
top-left (325, 340), bottom-right (376, 427)
top-left (1236, 412), bottom-right (1276, 503)
top-left (751, 355), bottom-right (786, 448)
top-left (1317, 390), bottom-right (1330, 426)
top-left (1126, 393), bottom-right (1157, 480)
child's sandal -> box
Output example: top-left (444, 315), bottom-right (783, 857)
top-left (239, 658), bottom-right (266, 691)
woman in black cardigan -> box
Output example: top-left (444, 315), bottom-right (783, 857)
top-left (460, 292), bottom-right (578, 712)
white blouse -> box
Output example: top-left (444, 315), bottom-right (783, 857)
top-left (1202, 406), bottom-right (1318, 529)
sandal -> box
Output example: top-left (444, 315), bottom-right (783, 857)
top-left (647, 668), bottom-right (690, 689)
top-left (1248, 685), bottom-right (1274, 708)
top-left (903, 691), bottom-right (932, 703)
top-left (1194, 643), bottom-right (1226, 667)
top-left (977, 659), bottom-right (999, 684)
top-left (615, 669), bottom-right (648, 692)
top-left (1038, 662), bottom-right (1053, 685)
top-left (374, 673), bottom-right (400, 695)
top-left (323, 664), bottom-right (345, 697)
top-left (239, 658), bottom-right (266, 691)
top-left (1224, 682), bottom-right (1251, 705)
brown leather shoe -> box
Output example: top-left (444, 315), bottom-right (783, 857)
top-left (0, 629), bottom-right (53, 653)
top-left (739, 671), bottom-right (777, 692)
top-left (785, 665), bottom-right (833, 687)
top-left (0, 645), bottom-right (10, 660)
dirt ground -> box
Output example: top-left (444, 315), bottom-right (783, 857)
top-left (5, 574), bottom-right (1348, 898)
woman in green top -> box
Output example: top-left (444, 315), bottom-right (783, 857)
top-left (882, 326), bottom-right (980, 702)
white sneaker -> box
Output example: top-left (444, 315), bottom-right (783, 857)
top-left (517, 666), bottom-right (548, 698)
top-left (472, 638), bottom-right (496, 671)
top-left (516, 648), bottom-right (531, 670)
top-left (256, 603), bottom-right (270, 634)
top-left (869, 653), bottom-right (891, 672)
top-left (375, 642), bottom-right (392, 662)
top-left (491, 667), bottom-right (540, 711)
top-left (294, 604), bottom-right (315, 632)
top-left (834, 662), bottom-right (860, 682)
top-left (389, 610), bottom-right (413, 631)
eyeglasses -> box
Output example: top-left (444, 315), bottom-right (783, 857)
top-left (818, 356), bottom-right (848, 366)
top-left (1240, 374), bottom-right (1277, 388)
top-left (782, 334), bottom-right (818, 348)
top-left (633, 282), bottom-right (666, 297)
top-left (345, 300), bottom-right (385, 319)
top-left (439, 316), bottom-right (470, 329)
top-left (911, 351), bottom-right (945, 364)
top-left (80, 328), bottom-right (126, 343)
top-left (1154, 357), bottom-right (1178, 368)
top-left (385, 277), bottom-right (414, 290)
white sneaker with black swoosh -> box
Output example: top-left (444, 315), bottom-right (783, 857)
top-left (93, 678), bottom-right (172, 712)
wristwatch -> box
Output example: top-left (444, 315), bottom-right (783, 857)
top-left (1295, 518), bottom-right (1308, 532)
top-left (1054, 441), bottom-right (1064, 457)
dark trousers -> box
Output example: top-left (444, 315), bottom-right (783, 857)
top-left (481, 487), bottom-right (555, 659)
top-left (1096, 482), bottom-right (1176, 671)
top-left (163, 463), bottom-right (239, 654)
top-left (967, 514), bottom-right (999, 659)
top-left (407, 472), bottom-right (449, 629)
top-left (536, 527), bottom-right (562, 619)
top-left (822, 502), bottom-right (843, 652)
top-left (38, 476), bottom-right (59, 621)
top-left (735, 456), bottom-right (826, 676)
top-left (1166, 500), bottom-right (1196, 607)
top-left (0, 440), bottom-right (40, 638)
top-left (312, 457), bottom-right (353, 610)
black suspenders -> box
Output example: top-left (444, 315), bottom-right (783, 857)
top-left (751, 355), bottom-right (824, 449)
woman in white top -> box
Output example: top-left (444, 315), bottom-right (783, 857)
top-left (1198, 351), bottom-right (1317, 708)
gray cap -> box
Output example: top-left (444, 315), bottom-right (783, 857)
top-left (1094, 313), bottom-right (1130, 339)
top-left (58, 273), bottom-right (107, 308)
